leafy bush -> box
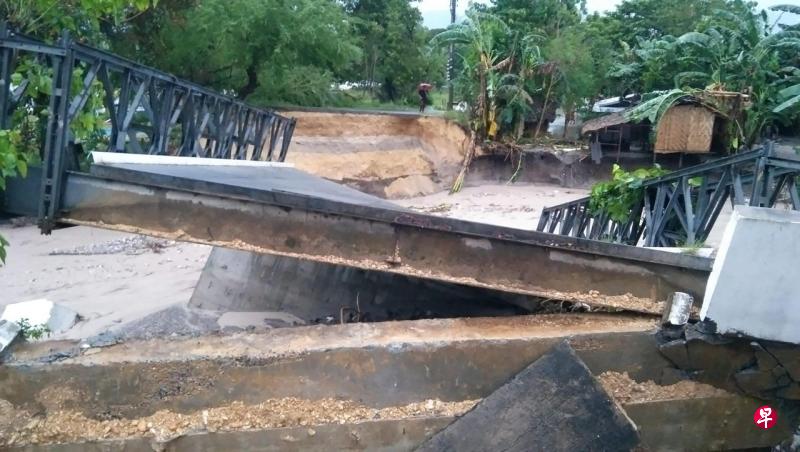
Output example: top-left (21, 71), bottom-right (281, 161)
top-left (0, 129), bottom-right (33, 265)
top-left (589, 164), bottom-right (668, 222)
top-left (15, 318), bottom-right (51, 341)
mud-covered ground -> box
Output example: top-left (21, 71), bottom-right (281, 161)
top-left (0, 222), bottom-right (211, 341)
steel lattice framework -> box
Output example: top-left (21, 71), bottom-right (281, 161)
top-left (537, 145), bottom-right (800, 247)
top-left (0, 24), bottom-right (296, 232)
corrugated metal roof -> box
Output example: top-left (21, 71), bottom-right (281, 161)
top-left (580, 112), bottom-right (629, 135)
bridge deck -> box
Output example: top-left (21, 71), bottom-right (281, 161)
top-left (57, 158), bottom-right (712, 314)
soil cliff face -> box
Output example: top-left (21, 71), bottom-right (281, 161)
top-left (284, 111), bottom-right (471, 199)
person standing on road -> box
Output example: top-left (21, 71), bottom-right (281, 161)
top-left (417, 83), bottom-right (433, 113)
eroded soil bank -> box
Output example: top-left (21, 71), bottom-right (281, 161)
top-left (285, 111), bottom-right (473, 198)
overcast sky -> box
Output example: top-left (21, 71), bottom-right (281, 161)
top-left (418, 0), bottom-right (799, 28)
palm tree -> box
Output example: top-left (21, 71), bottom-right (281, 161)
top-left (496, 36), bottom-right (543, 140)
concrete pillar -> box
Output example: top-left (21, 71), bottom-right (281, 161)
top-left (700, 206), bottom-right (800, 343)
top-left (190, 247), bottom-right (538, 324)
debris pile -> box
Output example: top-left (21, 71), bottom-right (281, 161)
top-left (658, 322), bottom-right (800, 400)
top-left (49, 235), bottom-right (173, 256)
top-left (598, 371), bottom-right (730, 404)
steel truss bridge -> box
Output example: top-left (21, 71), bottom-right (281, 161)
top-left (0, 24), bottom-right (296, 232)
top-left (537, 145), bottom-right (800, 247)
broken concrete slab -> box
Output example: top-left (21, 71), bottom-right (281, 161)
top-left (735, 368), bottom-right (785, 394)
top-left (657, 339), bottom-right (691, 369)
top-left (0, 320), bottom-right (21, 357)
top-left (764, 343), bottom-right (800, 382)
top-left (701, 206), bottom-right (800, 343)
top-left (656, 325), bottom-right (800, 400)
top-left (2, 413), bottom-right (456, 451)
top-left (416, 341), bottom-right (639, 452)
top-left (1, 299), bottom-right (78, 334)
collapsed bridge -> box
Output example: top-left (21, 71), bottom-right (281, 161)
top-left (3, 24), bottom-right (800, 452)
top-left (0, 23), bottom-right (713, 315)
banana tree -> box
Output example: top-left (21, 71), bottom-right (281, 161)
top-left (656, 8), bottom-right (800, 145)
top-left (774, 83), bottom-right (800, 114)
top-left (432, 11), bottom-right (513, 140)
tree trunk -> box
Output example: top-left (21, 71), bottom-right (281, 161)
top-left (534, 74), bottom-right (554, 140)
top-left (237, 63), bottom-right (260, 100)
top-left (563, 107), bottom-right (573, 139)
top-left (515, 113), bottom-right (525, 140)
top-left (478, 66), bottom-right (488, 140)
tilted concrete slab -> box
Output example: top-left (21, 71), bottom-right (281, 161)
top-left (56, 162), bottom-right (712, 314)
top-left (417, 342), bottom-right (640, 451)
top-left (701, 206), bottom-right (800, 343)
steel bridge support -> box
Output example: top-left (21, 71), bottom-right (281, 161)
top-left (537, 146), bottom-right (800, 247)
top-left (0, 23), bottom-right (296, 233)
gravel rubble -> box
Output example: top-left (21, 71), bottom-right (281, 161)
top-left (0, 397), bottom-right (478, 447)
top-left (49, 235), bottom-right (174, 256)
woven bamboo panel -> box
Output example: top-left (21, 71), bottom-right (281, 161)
top-left (655, 105), bottom-right (715, 154)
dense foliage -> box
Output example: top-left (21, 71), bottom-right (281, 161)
top-left (589, 164), bottom-right (669, 223)
top-left (434, 0), bottom-right (800, 143)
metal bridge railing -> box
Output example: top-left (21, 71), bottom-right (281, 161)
top-left (537, 145), bottom-right (800, 247)
top-left (0, 23), bottom-right (297, 232)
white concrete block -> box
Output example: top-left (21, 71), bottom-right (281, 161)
top-left (1, 299), bottom-right (79, 334)
top-left (700, 206), bottom-right (800, 344)
top-left (0, 320), bottom-right (21, 354)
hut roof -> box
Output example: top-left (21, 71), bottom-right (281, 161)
top-left (580, 112), bottom-right (629, 135)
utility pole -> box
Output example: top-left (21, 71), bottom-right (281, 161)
top-left (447, 0), bottom-right (456, 110)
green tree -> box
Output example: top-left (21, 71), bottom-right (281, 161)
top-left (341, 0), bottom-right (443, 103)
top-left (477, 0), bottom-right (584, 37)
top-left (135, 0), bottom-right (361, 104)
top-left (1, 0), bottom-right (157, 41)
top-left (669, 8), bottom-right (800, 143)
top-left (544, 29), bottom-right (601, 137)
top-left (496, 35), bottom-right (544, 139)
